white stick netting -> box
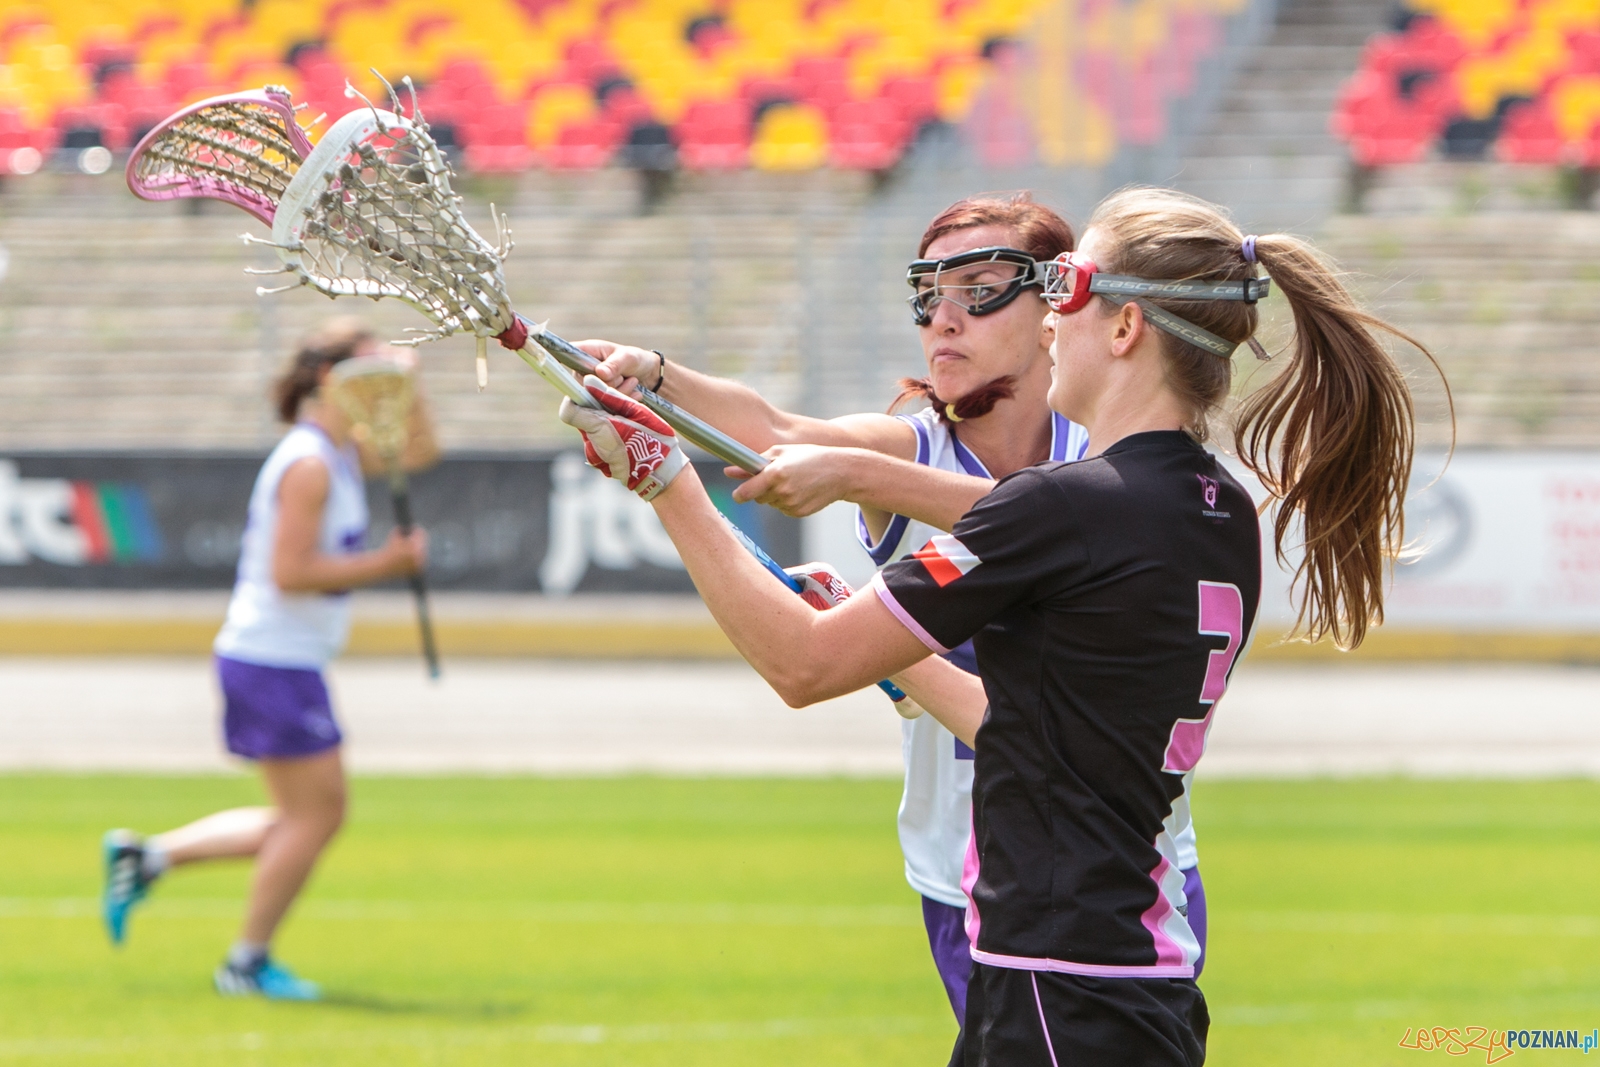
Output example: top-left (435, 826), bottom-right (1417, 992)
top-left (270, 110), bottom-right (517, 347)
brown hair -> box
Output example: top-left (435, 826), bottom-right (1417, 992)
top-left (896, 192), bottom-right (1075, 421)
top-left (1086, 186), bottom-right (1450, 650)
top-left (273, 317), bottom-right (375, 423)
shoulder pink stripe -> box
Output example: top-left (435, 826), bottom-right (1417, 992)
top-left (867, 573), bottom-right (951, 654)
top-left (970, 947), bottom-right (1195, 979)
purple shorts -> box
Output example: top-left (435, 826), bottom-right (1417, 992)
top-left (923, 896), bottom-right (972, 1023)
top-left (217, 655), bottom-right (342, 761)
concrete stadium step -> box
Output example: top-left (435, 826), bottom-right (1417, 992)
top-left (1317, 210), bottom-right (1600, 448)
top-left (1177, 0), bottom-right (1389, 232)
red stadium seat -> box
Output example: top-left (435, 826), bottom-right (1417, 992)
top-left (1497, 98), bottom-right (1566, 164)
top-left (545, 119), bottom-right (623, 169)
top-left (677, 99), bottom-right (752, 170)
top-left (880, 76), bottom-right (938, 126)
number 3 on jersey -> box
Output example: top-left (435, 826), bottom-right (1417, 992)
top-left (1162, 581), bottom-right (1245, 774)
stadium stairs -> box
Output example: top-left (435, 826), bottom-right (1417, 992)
top-left (0, 167), bottom-right (887, 453)
top-left (1176, 0), bottom-right (1395, 233)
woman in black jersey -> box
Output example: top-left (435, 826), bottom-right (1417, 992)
top-left (557, 187), bottom-right (1438, 1066)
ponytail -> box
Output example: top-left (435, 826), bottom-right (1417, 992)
top-left (1236, 236), bottom-right (1445, 649)
top-left (273, 317), bottom-right (375, 423)
top-left (1087, 187), bottom-right (1451, 649)
top-left (890, 375), bottom-right (1018, 422)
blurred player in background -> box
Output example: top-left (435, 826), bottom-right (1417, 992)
top-left (99, 318), bottom-right (436, 1000)
top-left (573, 193), bottom-right (1230, 1052)
top-left (559, 186), bottom-right (1429, 1064)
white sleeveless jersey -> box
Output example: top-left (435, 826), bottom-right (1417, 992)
top-left (214, 424), bottom-right (369, 670)
top-left (858, 407), bottom-right (1093, 907)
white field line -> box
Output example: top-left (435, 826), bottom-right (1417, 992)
top-left (5, 899), bottom-right (1596, 936)
top-left (0, 1016), bottom-right (951, 1058)
top-left (0, 897), bottom-right (921, 927)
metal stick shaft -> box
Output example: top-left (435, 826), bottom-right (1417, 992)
top-left (523, 324), bottom-right (769, 474)
top-left (390, 472), bottom-right (441, 680)
top-left (504, 329), bottom-right (906, 704)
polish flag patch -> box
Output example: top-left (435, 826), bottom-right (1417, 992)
top-left (912, 533), bottom-right (981, 587)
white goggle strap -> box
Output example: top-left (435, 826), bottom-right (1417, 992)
top-left (1088, 273), bottom-right (1271, 359)
top-left (1128, 299), bottom-right (1238, 359)
top-left (1089, 274), bottom-right (1271, 303)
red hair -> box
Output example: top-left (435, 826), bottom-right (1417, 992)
top-left (895, 192), bottom-right (1073, 423)
top-left (917, 190), bottom-right (1075, 261)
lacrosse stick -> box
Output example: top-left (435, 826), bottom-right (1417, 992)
top-left (246, 83), bottom-right (915, 710)
top-left (326, 353), bottom-right (441, 679)
top-left (123, 83), bottom-right (763, 471)
top-left (125, 86), bottom-right (316, 225)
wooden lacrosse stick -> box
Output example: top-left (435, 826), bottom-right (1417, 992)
top-left (326, 354), bottom-right (442, 679)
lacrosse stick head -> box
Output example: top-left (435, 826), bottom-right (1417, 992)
top-left (126, 87), bottom-right (314, 226)
top-left (325, 352), bottom-right (416, 462)
top-left (269, 99), bottom-right (517, 346)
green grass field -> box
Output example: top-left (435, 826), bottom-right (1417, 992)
top-left (2, 775), bottom-right (1597, 1065)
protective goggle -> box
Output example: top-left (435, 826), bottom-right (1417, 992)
top-left (1042, 251), bottom-right (1272, 359)
top-left (906, 246), bottom-right (1048, 326)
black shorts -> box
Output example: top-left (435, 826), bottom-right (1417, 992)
top-left (960, 963), bottom-right (1208, 1067)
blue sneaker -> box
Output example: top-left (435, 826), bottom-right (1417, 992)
top-left (214, 957), bottom-right (321, 1001)
top-left (101, 829), bottom-right (154, 946)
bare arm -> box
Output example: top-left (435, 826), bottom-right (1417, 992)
top-left (729, 444), bottom-right (995, 535)
top-left (651, 465), bottom-right (934, 706)
top-left (272, 457), bottom-right (426, 593)
top-left (581, 339), bottom-right (916, 457)
top-left (891, 656), bottom-right (988, 748)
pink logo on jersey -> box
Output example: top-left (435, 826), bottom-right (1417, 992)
top-left (1197, 474), bottom-right (1219, 509)
top-left (912, 533), bottom-right (981, 587)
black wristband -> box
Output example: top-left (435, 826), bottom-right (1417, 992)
top-left (651, 350), bottom-right (666, 393)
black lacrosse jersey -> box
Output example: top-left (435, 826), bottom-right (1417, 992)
top-left (868, 430), bottom-right (1260, 978)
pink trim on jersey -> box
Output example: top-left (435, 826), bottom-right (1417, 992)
top-left (1031, 973), bottom-right (1062, 1067)
top-left (969, 947), bottom-right (1195, 979)
top-left (1139, 855), bottom-right (1198, 968)
top-left (867, 574), bottom-right (951, 654)
top-left (963, 808), bottom-right (981, 947)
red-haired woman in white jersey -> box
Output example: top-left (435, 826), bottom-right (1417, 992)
top-left (559, 186), bottom-right (1436, 1064)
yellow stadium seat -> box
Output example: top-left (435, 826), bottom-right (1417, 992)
top-left (1552, 74), bottom-right (1600, 140)
top-left (750, 103), bottom-right (828, 169)
top-left (528, 82), bottom-right (596, 147)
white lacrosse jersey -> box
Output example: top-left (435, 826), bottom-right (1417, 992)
top-left (858, 407), bottom-right (1091, 907)
top-left (215, 423), bottom-right (369, 670)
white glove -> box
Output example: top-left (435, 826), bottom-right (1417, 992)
top-left (784, 561), bottom-right (857, 611)
top-left (558, 374), bottom-right (688, 501)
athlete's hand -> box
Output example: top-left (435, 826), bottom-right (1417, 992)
top-left (730, 444), bottom-right (856, 516)
top-left (575, 340), bottom-right (660, 397)
top-left (783, 561), bottom-right (856, 611)
top-left (380, 527), bottom-right (428, 577)
top-left (558, 375), bottom-right (688, 501)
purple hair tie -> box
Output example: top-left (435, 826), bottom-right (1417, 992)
top-left (1241, 235), bottom-right (1258, 264)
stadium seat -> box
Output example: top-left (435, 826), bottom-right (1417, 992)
top-left (1337, 2), bottom-right (1600, 168)
top-left (545, 118), bottom-right (623, 169)
top-left (676, 99), bottom-right (752, 170)
top-left (0, 0), bottom-right (1254, 175)
top-left (1498, 97), bottom-right (1567, 162)
top-left (750, 103), bottom-right (828, 170)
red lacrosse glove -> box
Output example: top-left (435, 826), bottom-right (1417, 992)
top-left (558, 374), bottom-right (688, 501)
top-left (784, 561), bottom-right (856, 611)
